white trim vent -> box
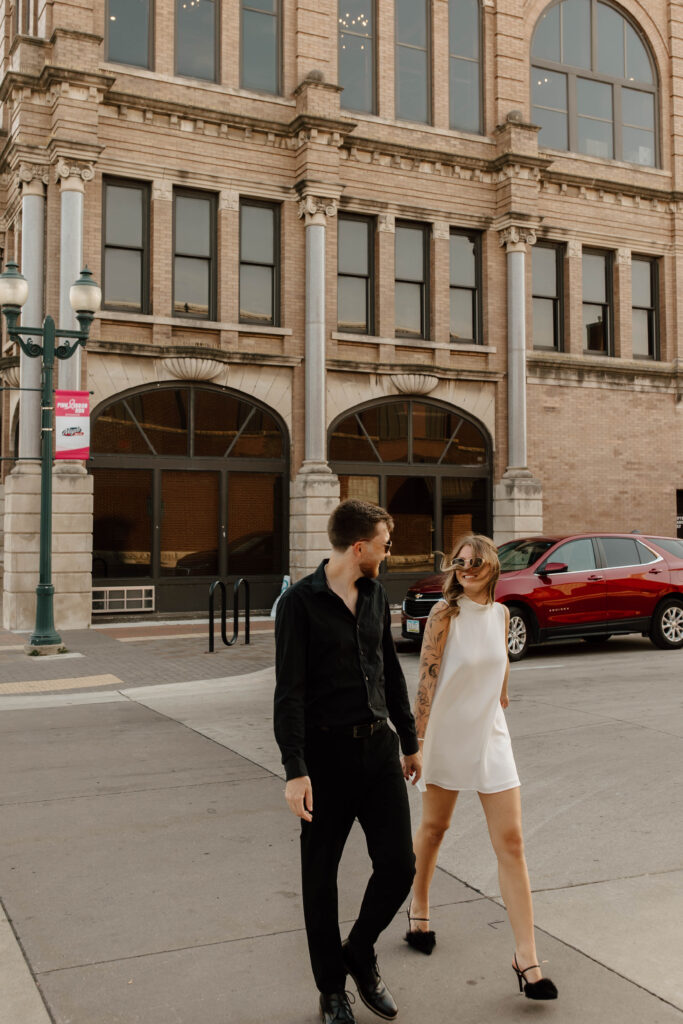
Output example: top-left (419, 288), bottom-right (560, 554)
top-left (92, 586), bottom-right (155, 614)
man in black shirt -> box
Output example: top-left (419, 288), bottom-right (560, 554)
top-left (274, 500), bottom-right (422, 1024)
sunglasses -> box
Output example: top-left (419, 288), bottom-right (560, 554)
top-left (452, 556), bottom-right (484, 569)
top-left (361, 538), bottom-right (392, 553)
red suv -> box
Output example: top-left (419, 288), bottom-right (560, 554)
top-left (401, 534), bottom-right (683, 660)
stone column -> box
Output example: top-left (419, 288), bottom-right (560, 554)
top-left (565, 239), bottom-right (584, 355)
top-left (56, 160), bottom-right (92, 391)
top-left (493, 224), bottom-right (543, 543)
top-left (18, 164), bottom-right (48, 460)
top-left (432, 220), bottom-right (451, 344)
top-left (289, 195), bottom-right (340, 581)
top-left (614, 248), bottom-right (633, 360)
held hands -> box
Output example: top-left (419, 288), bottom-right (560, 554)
top-left (401, 750), bottom-right (423, 785)
top-left (285, 776), bottom-right (313, 822)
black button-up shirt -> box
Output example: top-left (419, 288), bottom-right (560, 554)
top-left (274, 560), bottom-right (419, 780)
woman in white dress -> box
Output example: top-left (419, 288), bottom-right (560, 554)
top-left (405, 534), bottom-right (557, 1001)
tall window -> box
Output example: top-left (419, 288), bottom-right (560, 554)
top-left (339, 1), bottom-right (375, 113)
top-left (106, 0), bottom-right (152, 67)
top-left (102, 180), bottom-right (149, 313)
top-left (531, 0), bottom-right (658, 167)
top-left (395, 223), bottom-right (428, 338)
top-left (173, 190), bottom-right (216, 319)
top-left (631, 256), bottom-right (658, 359)
top-left (449, 230), bottom-right (480, 343)
top-left (395, 0), bottom-right (430, 124)
top-left (582, 249), bottom-right (612, 354)
top-left (176, 0), bottom-right (218, 81)
top-left (240, 201), bottom-right (279, 325)
top-left (532, 243), bottom-right (563, 350)
top-left (241, 0), bottom-right (280, 94)
top-left (338, 214), bottom-right (374, 334)
top-left (449, 0), bottom-right (481, 133)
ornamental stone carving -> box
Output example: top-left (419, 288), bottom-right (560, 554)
top-left (298, 195), bottom-right (338, 224)
top-left (498, 224), bottom-right (537, 253)
top-left (152, 180), bottom-right (173, 202)
top-left (2, 364), bottom-right (20, 388)
top-left (378, 213), bottom-right (395, 233)
top-left (18, 164), bottom-right (49, 185)
top-left (55, 160), bottom-right (95, 184)
top-left (432, 221), bottom-right (450, 240)
top-left (616, 248), bottom-right (632, 266)
top-left (390, 373), bottom-right (439, 396)
top-left (566, 239), bottom-right (582, 258)
top-left (219, 189), bottom-right (240, 212)
top-left (160, 356), bottom-right (226, 381)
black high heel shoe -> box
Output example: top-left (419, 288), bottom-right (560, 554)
top-left (403, 901), bottom-right (436, 956)
top-left (512, 955), bottom-right (558, 1000)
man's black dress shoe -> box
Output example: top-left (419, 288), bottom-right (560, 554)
top-left (319, 991), bottom-right (357, 1023)
top-left (342, 940), bottom-right (398, 1020)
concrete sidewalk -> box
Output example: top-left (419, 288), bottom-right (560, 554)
top-left (0, 624), bottom-right (682, 1023)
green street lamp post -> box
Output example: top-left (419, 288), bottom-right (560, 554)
top-left (0, 262), bottom-right (101, 652)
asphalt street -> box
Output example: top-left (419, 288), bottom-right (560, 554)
top-left (0, 623), bottom-right (681, 1024)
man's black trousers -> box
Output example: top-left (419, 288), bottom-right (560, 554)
top-left (300, 723), bottom-right (416, 994)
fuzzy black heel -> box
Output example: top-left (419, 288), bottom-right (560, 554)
top-left (512, 956), bottom-right (558, 1000)
top-left (403, 902), bottom-right (436, 956)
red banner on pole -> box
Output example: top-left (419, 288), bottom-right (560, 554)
top-left (55, 390), bottom-right (90, 460)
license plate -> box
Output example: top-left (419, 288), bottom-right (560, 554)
top-left (406, 619), bottom-right (420, 634)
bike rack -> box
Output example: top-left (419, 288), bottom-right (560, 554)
top-left (208, 578), bottom-right (251, 652)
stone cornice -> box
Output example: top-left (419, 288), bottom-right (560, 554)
top-left (0, 65), bottom-right (116, 103)
top-left (88, 340), bottom-right (302, 369)
top-left (326, 359), bottom-right (504, 383)
top-left (527, 350), bottom-right (682, 391)
top-left (105, 88), bottom-right (290, 139)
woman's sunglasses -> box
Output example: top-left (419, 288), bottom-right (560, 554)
top-left (451, 556), bottom-right (484, 569)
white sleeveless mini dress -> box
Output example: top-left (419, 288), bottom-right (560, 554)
top-left (418, 596), bottom-right (520, 794)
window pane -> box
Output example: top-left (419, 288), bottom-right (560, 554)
top-left (532, 2), bottom-right (560, 62)
top-left (449, 0), bottom-right (478, 59)
top-left (450, 233), bottom-right (475, 286)
top-left (385, 475), bottom-right (434, 574)
top-left (412, 404), bottom-right (458, 464)
top-left (533, 297), bottom-right (556, 348)
top-left (175, 196), bottom-right (211, 257)
top-left (623, 126), bottom-right (655, 166)
top-left (632, 308), bottom-right (651, 357)
top-left (228, 473), bottom-right (283, 575)
top-left (578, 77), bottom-right (612, 120)
top-left (161, 470), bottom-right (218, 576)
top-left (635, 540), bottom-right (658, 564)
top-left (583, 304), bottom-right (607, 350)
top-left (532, 67), bottom-right (567, 110)
top-left (247, 0), bottom-right (275, 11)
top-left (177, 0), bottom-right (216, 80)
top-left (442, 477), bottom-right (488, 548)
top-left (396, 225), bottom-right (424, 281)
top-left (339, 1), bottom-right (374, 113)
top-left (105, 248), bottom-right (142, 309)
top-left (532, 246), bottom-right (557, 297)
top-left (561, 0), bottom-right (590, 69)
top-left (174, 257), bottom-right (210, 317)
top-left (338, 276), bottom-right (368, 331)
top-left (360, 403), bottom-right (409, 461)
top-left (339, 475), bottom-right (380, 504)
top-left (93, 469), bottom-right (152, 578)
top-left (396, 0), bottom-right (427, 47)
top-left (534, 106), bottom-right (568, 150)
top-left (329, 414), bottom-right (379, 461)
top-left (231, 408), bottom-right (283, 457)
top-left (395, 281), bottom-right (422, 334)
top-left (450, 57), bottom-right (480, 132)
top-left (133, 389), bottom-right (190, 455)
top-left (106, 186), bottom-right (142, 247)
top-left (578, 115), bottom-right (613, 158)
top-left (241, 204), bottom-right (274, 264)
top-left (193, 392), bottom-right (240, 456)
top-left (631, 259), bottom-right (652, 306)
top-left (240, 264), bottom-right (273, 323)
top-left (623, 87), bottom-right (654, 129)
top-left (626, 22), bottom-right (652, 84)
top-left (338, 217), bottom-right (369, 275)
top-left (583, 253), bottom-right (607, 301)
top-left (242, 8), bottom-right (278, 93)
top-left (550, 538), bottom-right (596, 571)
top-left (441, 418), bottom-right (487, 465)
top-left (601, 537), bottom-right (640, 567)
top-left (596, 2), bottom-right (624, 79)
top-left (92, 399), bottom-right (151, 455)
top-left (450, 288), bottom-right (474, 340)
top-left (107, 0), bottom-right (150, 66)
top-left (396, 46), bottom-right (429, 123)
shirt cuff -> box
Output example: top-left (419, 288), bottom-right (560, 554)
top-left (398, 732), bottom-right (419, 757)
top-left (284, 755), bottom-right (309, 781)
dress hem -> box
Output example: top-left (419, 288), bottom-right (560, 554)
top-left (422, 778), bottom-right (520, 795)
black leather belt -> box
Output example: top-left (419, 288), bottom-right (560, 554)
top-left (318, 719), bottom-right (387, 739)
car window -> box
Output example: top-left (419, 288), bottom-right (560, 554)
top-left (498, 540), bottom-right (554, 571)
top-left (600, 537), bottom-right (641, 568)
top-left (545, 538), bottom-right (596, 572)
top-left (646, 537), bottom-right (683, 558)
top-left (635, 541), bottom-right (658, 564)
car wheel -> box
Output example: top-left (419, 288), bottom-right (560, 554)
top-left (507, 606), bottom-right (530, 661)
top-left (649, 599), bottom-right (683, 650)
top-left (582, 634), bottom-right (612, 644)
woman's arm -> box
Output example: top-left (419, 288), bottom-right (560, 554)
top-left (500, 605), bottom-right (510, 709)
top-left (414, 600), bottom-right (450, 742)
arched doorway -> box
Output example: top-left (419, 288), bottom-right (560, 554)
top-left (329, 398), bottom-right (491, 601)
top-left (89, 384), bottom-right (289, 613)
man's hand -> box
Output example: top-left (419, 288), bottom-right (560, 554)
top-left (401, 750), bottom-right (423, 785)
top-left (285, 776), bottom-right (313, 822)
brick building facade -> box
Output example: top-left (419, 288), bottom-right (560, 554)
top-left (0, 0), bottom-right (681, 623)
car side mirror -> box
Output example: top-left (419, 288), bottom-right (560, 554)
top-left (536, 561), bottom-right (568, 575)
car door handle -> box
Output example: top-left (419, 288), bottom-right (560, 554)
top-left (586, 574), bottom-right (604, 581)
top-left (648, 568), bottom-right (664, 574)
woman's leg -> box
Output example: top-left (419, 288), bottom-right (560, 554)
top-left (410, 784), bottom-right (459, 931)
top-left (478, 787), bottom-right (543, 982)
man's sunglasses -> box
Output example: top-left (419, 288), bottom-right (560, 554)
top-left (361, 538), bottom-right (392, 553)
top-left (451, 556), bottom-right (484, 569)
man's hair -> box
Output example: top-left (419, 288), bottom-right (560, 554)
top-left (327, 499), bottom-right (394, 551)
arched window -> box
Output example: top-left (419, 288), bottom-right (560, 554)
top-left (89, 385), bottom-right (288, 612)
top-left (449, 0), bottom-right (482, 133)
top-left (531, 0), bottom-right (658, 167)
top-left (329, 398), bottom-right (491, 597)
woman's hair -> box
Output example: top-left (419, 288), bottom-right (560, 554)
top-left (441, 533), bottom-right (500, 619)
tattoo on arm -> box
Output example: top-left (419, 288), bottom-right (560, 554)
top-left (414, 603), bottom-right (449, 738)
